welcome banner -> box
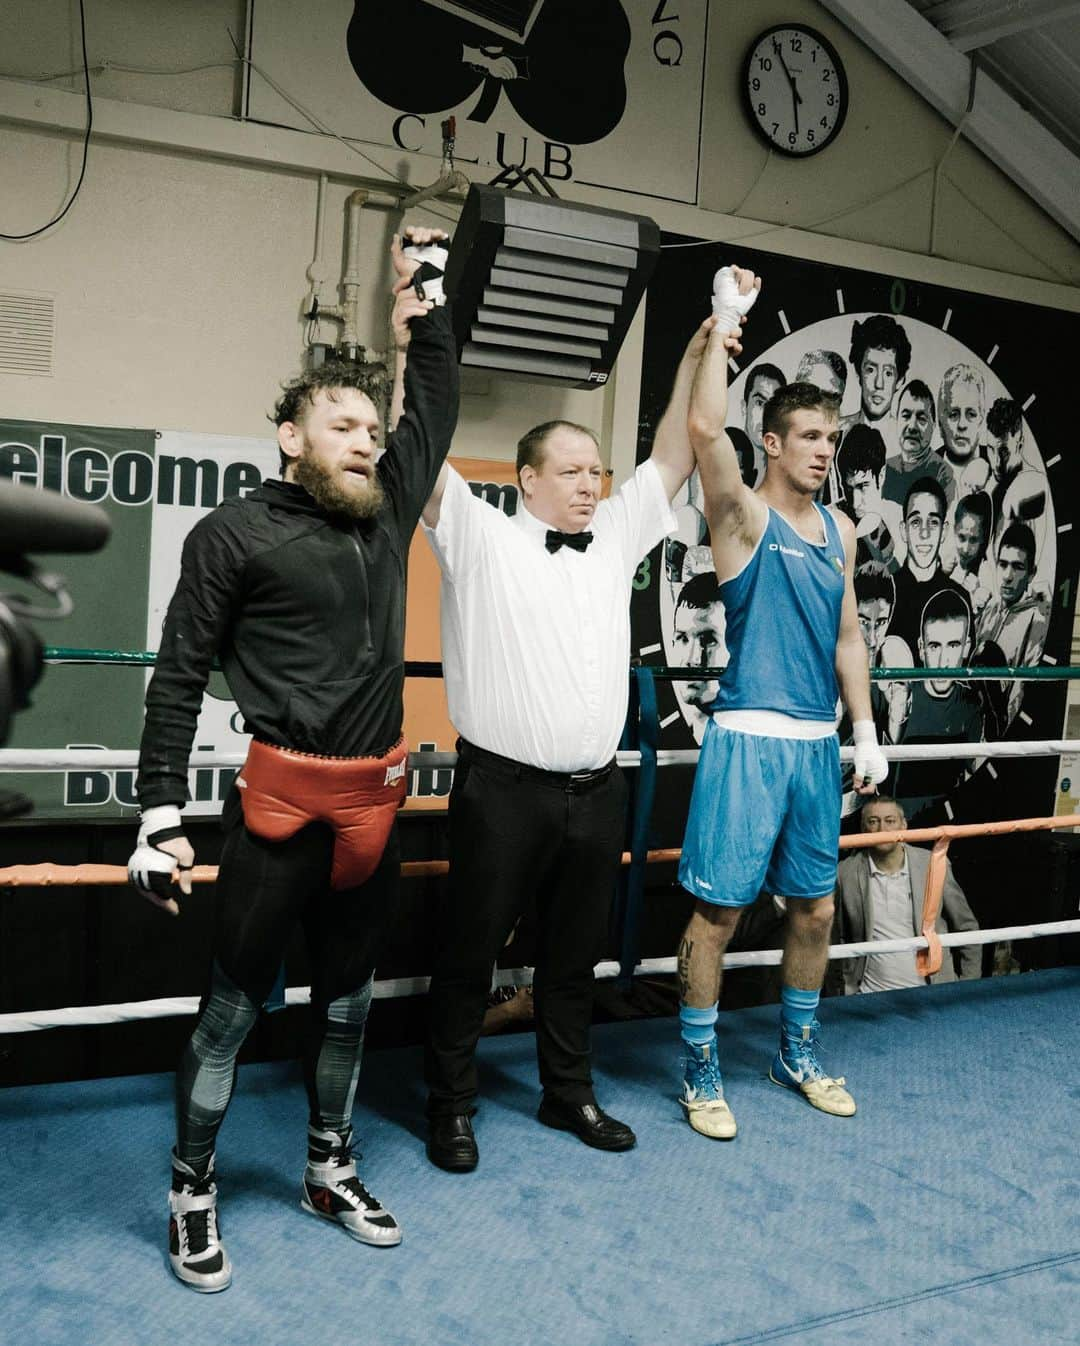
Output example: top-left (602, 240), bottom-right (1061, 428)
top-left (0, 420), bottom-right (519, 819)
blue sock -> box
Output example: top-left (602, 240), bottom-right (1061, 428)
top-left (680, 1003), bottom-right (718, 1048)
top-left (780, 985), bottom-right (819, 1035)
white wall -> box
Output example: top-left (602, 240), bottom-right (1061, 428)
top-left (2, 0), bottom-right (1079, 480)
top-left (699, 0), bottom-right (1080, 286)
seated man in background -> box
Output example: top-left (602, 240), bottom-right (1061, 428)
top-left (834, 796), bottom-right (981, 994)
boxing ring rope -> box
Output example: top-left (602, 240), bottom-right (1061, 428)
top-left (2, 651), bottom-right (1078, 1033)
top-left (5, 741), bottom-right (1080, 773)
top-left (614, 660), bottom-right (1080, 981)
top-left (38, 647), bottom-right (1080, 681)
top-left (7, 915), bottom-right (1080, 1035)
top-left (2, 813), bottom-right (1078, 1034)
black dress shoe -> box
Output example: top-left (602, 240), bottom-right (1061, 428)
top-left (537, 1096), bottom-right (636, 1151)
top-left (426, 1113), bottom-right (478, 1172)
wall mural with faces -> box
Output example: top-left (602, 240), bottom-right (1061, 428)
top-left (633, 237), bottom-right (1078, 833)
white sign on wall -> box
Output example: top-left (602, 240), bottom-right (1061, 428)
top-left (247, 0), bottom-right (707, 203)
top-left (145, 431), bottom-right (279, 816)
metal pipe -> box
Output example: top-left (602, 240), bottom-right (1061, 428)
top-left (304, 172), bottom-right (332, 320)
top-left (401, 168), bottom-right (470, 209)
top-left (338, 187), bottom-right (371, 351)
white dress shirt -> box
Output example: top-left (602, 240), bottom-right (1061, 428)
top-left (423, 459), bottom-right (676, 772)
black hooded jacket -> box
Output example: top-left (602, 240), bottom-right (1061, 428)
top-left (136, 306), bottom-right (458, 809)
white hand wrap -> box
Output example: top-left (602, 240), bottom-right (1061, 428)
top-left (852, 719), bottom-right (889, 787)
top-left (404, 239), bottom-right (449, 306)
top-left (128, 804), bottom-right (189, 901)
top-left (711, 266), bottom-right (758, 334)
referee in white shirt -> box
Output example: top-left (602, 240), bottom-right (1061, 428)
top-left (416, 283), bottom-right (758, 1171)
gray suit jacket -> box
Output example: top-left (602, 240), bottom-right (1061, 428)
top-left (834, 844), bottom-right (981, 995)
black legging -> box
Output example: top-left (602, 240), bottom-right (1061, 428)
top-left (175, 788), bottom-right (397, 1170)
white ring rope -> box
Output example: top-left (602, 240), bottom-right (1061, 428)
top-left (3, 741), bottom-right (1080, 772)
top-left (2, 919), bottom-right (1076, 1034)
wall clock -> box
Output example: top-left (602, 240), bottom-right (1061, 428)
top-left (742, 24), bottom-right (848, 157)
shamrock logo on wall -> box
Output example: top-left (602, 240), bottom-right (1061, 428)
top-left (347, 0), bottom-right (631, 145)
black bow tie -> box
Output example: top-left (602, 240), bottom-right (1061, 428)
top-left (545, 529), bottom-right (594, 554)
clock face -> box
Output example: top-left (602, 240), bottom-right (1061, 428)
top-left (742, 24), bottom-right (848, 157)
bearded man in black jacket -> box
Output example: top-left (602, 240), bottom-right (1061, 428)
top-left (127, 226), bottom-right (458, 1292)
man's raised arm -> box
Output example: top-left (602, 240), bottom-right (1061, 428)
top-left (687, 266), bottom-right (762, 575)
top-left (382, 227), bottom-right (459, 527)
top-left (649, 317), bottom-right (716, 502)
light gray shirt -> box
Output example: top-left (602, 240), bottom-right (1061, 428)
top-left (859, 853), bottom-right (925, 993)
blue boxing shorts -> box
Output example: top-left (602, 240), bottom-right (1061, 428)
top-left (679, 719), bottom-right (841, 906)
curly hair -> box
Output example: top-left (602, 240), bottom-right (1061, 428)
top-left (794, 349), bottom-right (846, 393)
top-left (848, 315), bottom-right (912, 382)
top-left (986, 396), bottom-right (1022, 440)
top-left (270, 360), bottom-right (387, 474)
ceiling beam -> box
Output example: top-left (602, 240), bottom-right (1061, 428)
top-left (923, 0), bottom-right (1080, 53)
top-left (816, 0), bottom-right (1080, 243)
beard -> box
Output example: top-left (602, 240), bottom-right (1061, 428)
top-left (294, 450), bottom-right (385, 520)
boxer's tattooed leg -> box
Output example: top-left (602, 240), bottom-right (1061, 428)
top-left (678, 937), bottom-right (694, 1004)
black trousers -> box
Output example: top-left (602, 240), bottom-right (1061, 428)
top-left (184, 787), bottom-right (397, 1129)
top-left (425, 741), bottom-right (628, 1116)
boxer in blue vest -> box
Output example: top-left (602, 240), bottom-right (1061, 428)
top-left (675, 268), bottom-right (888, 1141)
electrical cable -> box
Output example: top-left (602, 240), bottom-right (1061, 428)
top-left (662, 154), bottom-right (1076, 286)
top-left (8, 33), bottom-right (1076, 280)
top-left (12, 43), bottom-right (462, 228)
top-left (930, 55), bottom-right (979, 258)
top-left (723, 144), bottom-right (773, 220)
top-left (24, 59), bottom-right (235, 81)
top-left (221, 29), bottom-right (462, 227)
top-left (0, 0), bottom-right (92, 241)
top-left (660, 165), bottom-right (934, 248)
top-left (940, 170), bottom-right (1076, 286)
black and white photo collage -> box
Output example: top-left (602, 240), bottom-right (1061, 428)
top-left (635, 242), bottom-right (1077, 830)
